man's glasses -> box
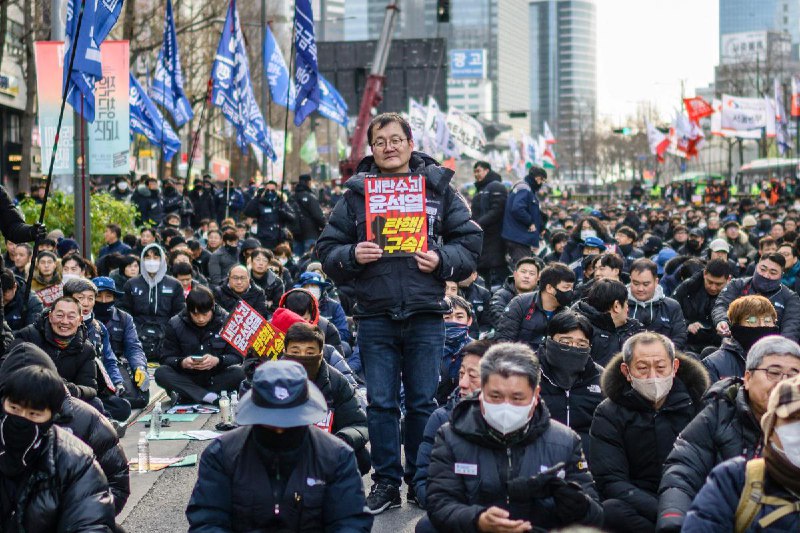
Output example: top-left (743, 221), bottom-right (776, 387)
top-left (753, 366), bottom-right (800, 382)
top-left (371, 137), bottom-right (407, 151)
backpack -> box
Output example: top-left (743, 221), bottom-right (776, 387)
top-left (734, 457), bottom-right (800, 532)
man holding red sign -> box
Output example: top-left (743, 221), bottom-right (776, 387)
top-left (316, 113), bottom-right (483, 514)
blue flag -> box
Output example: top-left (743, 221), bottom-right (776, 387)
top-left (64, 0), bottom-right (123, 123)
top-left (211, 0), bottom-right (276, 161)
top-left (130, 74), bottom-right (181, 161)
top-left (150, 0), bottom-right (194, 127)
top-left (318, 76), bottom-right (348, 128)
top-left (293, 0), bottom-right (319, 126)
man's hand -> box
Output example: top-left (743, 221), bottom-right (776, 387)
top-left (181, 357), bottom-right (197, 370)
top-left (716, 321), bottom-right (731, 336)
top-left (687, 322), bottom-right (702, 335)
top-left (354, 242), bottom-right (383, 265)
top-left (476, 506), bottom-right (532, 533)
top-left (194, 355), bottom-right (220, 371)
top-left (528, 224), bottom-right (536, 233)
top-left (414, 250), bottom-right (440, 273)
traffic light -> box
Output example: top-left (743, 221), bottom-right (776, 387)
top-left (612, 127), bottom-right (633, 135)
top-left (437, 0), bottom-right (450, 23)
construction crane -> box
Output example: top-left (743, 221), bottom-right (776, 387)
top-left (338, 1), bottom-right (401, 182)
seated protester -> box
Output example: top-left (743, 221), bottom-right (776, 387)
top-left (657, 336), bottom-right (800, 532)
top-left (561, 215), bottom-right (613, 264)
top-left (279, 288), bottom-right (344, 355)
top-left (542, 230), bottom-right (569, 265)
top-left (295, 271), bottom-right (351, 346)
top-left (274, 242), bottom-right (298, 286)
top-left (779, 241), bottom-right (800, 294)
top-left (11, 297), bottom-right (98, 405)
top-left (712, 252), bottom-right (800, 342)
top-left (615, 226), bottom-right (644, 272)
top-left (576, 252), bottom-right (624, 299)
top-left (683, 375), bottom-right (800, 533)
top-left (435, 296), bottom-right (475, 406)
top-left (569, 236), bottom-right (607, 282)
top-left (455, 271), bottom-right (492, 337)
top-left (37, 237), bottom-right (57, 254)
top-left (155, 286), bottom-right (245, 405)
top-left (61, 253), bottom-right (96, 280)
top-left (722, 219), bottom-right (757, 271)
top-left (173, 262), bottom-right (196, 298)
top-left (187, 238), bottom-right (211, 278)
top-left (421, 343), bottom-right (603, 532)
top-left (62, 278), bottom-right (131, 423)
top-left (627, 258), bottom-right (688, 350)
top-left (588, 332), bottom-right (710, 533)
top-left (703, 295), bottom-right (779, 382)
top-left (742, 236), bottom-right (778, 277)
top-left (414, 340), bottom-right (491, 510)
top-left (495, 263), bottom-right (576, 350)
top-left (489, 257), bottom-right (541, 329)
top-left (279, 323), bottom-right (370, 475)
top-left (10, 242), bottom-right (32, 279)
top-left (29, 250), bottom-right (61, 293)
top-left (248, 248), bottom-right (284, 315)
top-left (118, 243), bottom-right (185, 361)
top-left (0, 342), bottom-right (130, 515)
top-left (0, 365), bottom-right (116, 531)
top-left (109, 254), bottom-right (139, 294)
top-left (538, 310), bottom-right (604, 455)
top-left (92, 277), bottom-right (149, 409)
top-left (673, 259), bottom-right (732, 356)
top-left (208, 228), bottom-right (240, 286)
top-left (213, 264), bottom-right (270, 319)
top-left (677, 227), bottom-right (706, 257)
top-left (574, 278), bottom-right (645, 367)
top-left (186, 360), bottom-right (372, 532)
top-left (1, 268), bottom-right (43, 331)
top-left (170, 249), bottom-right (209, 287)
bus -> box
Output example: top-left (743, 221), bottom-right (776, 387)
top-left (735, 158), bottom-right (800, 189)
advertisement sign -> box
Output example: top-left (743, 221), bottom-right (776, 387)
top-left (721, 32), bottom-right (767, 64)
top-left (220, 300), bottom-right (284, 360)
top-left (449, 49), bottom-right (486, 79)
top-left (89, 41), bottom-right (130, 175)
top-left (364, 174), bottom-right (428, 256)
top-left (34, 41), bottom-right (75, 175)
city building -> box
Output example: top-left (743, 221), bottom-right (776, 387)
top-left (720, 0), bottom-right (799, 59)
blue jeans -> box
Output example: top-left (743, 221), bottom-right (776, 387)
top-left (357, 313), bottom-right (444, 487)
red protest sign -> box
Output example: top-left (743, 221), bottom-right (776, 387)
top-left (36, 284), bottom-right (63, 309)
top-left (314, 410), bottom-right (335, 433)
top-left (364, 173), bottom-right (428, 256)
top-left (220, 300), bottom-right (285, 360)
top-left (683, 97), bottom-right (714, 124)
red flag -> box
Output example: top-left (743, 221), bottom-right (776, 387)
top-left (792, 76), bottom-right (800, 117)
top-left (683, 97), bottom-right (714, 123)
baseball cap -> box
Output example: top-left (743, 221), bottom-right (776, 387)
top-left (92, 276), bottom-right (123, 295)
top-left (708, 239), bottom-right (731, 253)
top-left (580, 236), bottom-right (607, 252)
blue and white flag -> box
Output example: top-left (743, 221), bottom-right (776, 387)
top-left (64, 0), bottom-right (123, 122)
top-left (318, 76), bottom-right (348, 128)
top-left (211, 0), bottom-right (276, 161)
top-left (130, 74), bottom-right (181, 161)
top-left (293, 0), bottom-right (319, 125)
top-left (150, 0), bottom-right (194, 127)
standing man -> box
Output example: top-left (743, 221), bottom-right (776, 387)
top-left (316, 112), bottom-right (482, 513)
top-left (98, 224), bottom-right (132, 259)
top-left (292, 174), bottom-right (327, 257)
top-left (243, 180), bottom-right (296, 250)
top-left (502, 165), bottom-right (546, 266)
top-left (471, 161), bottom-right (507, 289)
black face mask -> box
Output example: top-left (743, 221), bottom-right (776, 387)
top-left (252, 425), bottom-right (308, 452)
top-left (730, 324), bottom-right (780, 354)
top-left (687, 239), bottom-right (702, 251)
top-left (94, 301), bottom-right (114, 323)
top-left (281, 354), bottom-right (323, 380)
top-left (225, 244), bottom-right (238, 255)
top-left (555, 289), bottom-right (574, 307)
top-left (0, 413), bottom-right (51, 477)
top-left (543, 338), bottom-right (591, 389)
top-left (164, 186), bottom-right (176, 195)
top-left (752, 272), bottom-right (782, 294)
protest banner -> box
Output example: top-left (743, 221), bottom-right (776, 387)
top-left (36, 284), bottom-right (63, 309)
top-left (88, 41), bottom-right (130, 174)
top-left (364, 174), bottom-right (428, 256)
top-left (220, 300), bottom-right (284, 360)
top-left (33, 42), bottom-right (75, 175)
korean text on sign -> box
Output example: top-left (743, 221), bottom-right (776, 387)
top-left (364, 174), bottom-right (428, 256)
top-left (220, 301), bottom-right (265, 356)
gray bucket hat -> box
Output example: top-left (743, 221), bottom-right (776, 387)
top-left (235, 360), bottom-right (327, 428)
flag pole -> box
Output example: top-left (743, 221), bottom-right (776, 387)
top-left (184, 77), bottom-right (213, 196)
top-left (281, 9), bottom-right (298, 192)
top-left (23, 0), bottom-right (87, 310)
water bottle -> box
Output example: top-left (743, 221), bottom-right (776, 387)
top-left (229, 391), bottom-right (239, 425)
top-left (149, 401), bottom-right (162, 438)
top-left (137, 431), bottom-right (150, 473)
top-left (219, 391), bottom-right (230, 424)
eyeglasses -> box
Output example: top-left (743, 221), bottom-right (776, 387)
top-left (744, 316), bottom-right (776, 326)
top-left (753, 366), bottom-right (800, 382)
top-left (552, 336), bottom-right (591, 349)
top-left (371, 137), bottom-right (407, 151)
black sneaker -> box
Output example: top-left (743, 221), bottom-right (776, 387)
top-left (406, 484), bottom-right (419, 507)
top-left (366, 483), bottom-right (401, 515)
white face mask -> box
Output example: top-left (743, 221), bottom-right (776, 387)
top-left (82, 312), bottom-right (92, 322)
top-left (775, 421), bottom-right (800, 468)
top-left (629, 374), bottom-right (674, 404)
top-left (580, 229), bottom-right (597, 241)
top-left (143, 259), bottom-right (161, 274)
top-left (481, 396), bottom-right (535, 435)
top-left (305, 285), bottom-right (322, 300)
top-left (61, 273), bottom-right (79, 282)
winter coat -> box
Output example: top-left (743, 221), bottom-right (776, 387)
top-left (97, 239), bottom-right (132, 259)
top-left (312, 361), bottom-right (368, 456)
top-left (161, 306), bottom-right (242, 371)
top-left (618, 244), bottom-right (645, 273)
top-left (489, 276), bottom-right (519, 329)
top-left (460, 281), bottom-right (493, 336)
top-left (322, 344), bottom-right (359, 391)
top-left (471, 171), bottom-right (507, 269)
top-left (673, 271), bottom-right (722, 354)
top-left (186, 425), bottom-right (372, 532)
top-left (723, 231), bottom-right (757, 263)
top-left (316, 151), bottom-right (482, 320)
top-left (495, 291), bottom-right (564, 350)
top-left (702, 338), bottom-right (747, 383)
top-left (193, 248), bottom-right (212, 279)
top-left (102, 306), bottom-right (147, 371)
top-left (0, 425), bottom-right (116, 532)
top-left (213, 283), bottom-right (270, 322)
top-left (250, 269), bottom-right (285, 314)
top-left (683, 456), bottom-right (800, 532)
top-left (317, 295), bottom-right (351, 344)
top-left (3, 277), bottom-right (43, 331)
top-left (657, 377), bottom-right (762, 531)
top-left (501, 174), bottom-right (543, 247)
top-left (131, 186), bottom-right (164, 226)
top-left (413, 391), bottom-right (459, 509)
top-left (426, 396), bottom-right (604, 532)
top-left (214, 187), bottom-right (245, 221)
top-left (573, 300), bottom-right (646, 367)
top-left (84, 317), bottom-right (123, 387)
top-left (190, 187), bottom-right (218, 226)
top-left (243, 192), bottom-right (296, 249)
top-left (208, 246), bottom-right (240, 286)
top-left (627, 285), bottom-right (688, 349)
top-left (711, 276), bottom-right (800, 341)
top-left (588, 352), bottom-right (709, 523)
top-left (292, 182), bottom-right (327, 241)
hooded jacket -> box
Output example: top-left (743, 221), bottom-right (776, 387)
top-left (131, 185), bottom-right (164, 226)
top-left (213, 283), bottom-right (270, 324)
top-left (657, 377), bottom-right (762, 531)
top-left (118, 243), bottom-right (185, 331)
top-left (489, 276), bottom-right (520, 329)
top-left (501, 174), bottom-right (543, 247)
top-left (471, 171), bottom-right (507, 269)
top-left (711, 276), bottom-right (800, 342)
top-left (573, 300), bottom-right (646, 367)
top-left (588, 352), bottom-right (709, 522)
top-left (161, 306), bottom-right (242, 372)
top-left (627, 284), bottom-right (688, 349)
top-left (495, 291), bottom-right (564, 350)
top-left (426, 396), bottom-right (603, 532)
top-left (672, 271), bottom-right (722, 354)
top-left (316, 151), bottom-right (482, 320)
top-left (101, 306), bottom-right (147, 372)
top-left (702, 337), bottom-right (748, 383)
top-left (278, 288), bottom-right (344, 354)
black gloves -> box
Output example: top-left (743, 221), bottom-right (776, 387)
top-left (507, 472), bottom-right (557, 501)
top-left (507, 475), bottom-right (590, 525)
top-left (65, 382), bottom-right (80, 398)
top-left (32, 223), bottom-right (47, 242)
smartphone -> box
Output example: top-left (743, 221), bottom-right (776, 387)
top-left (191, 355), bottom-right (205, 361)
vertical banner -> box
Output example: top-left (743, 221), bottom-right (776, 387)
top-left (89, 41), bottom-right (130, 175)
top-left (364, 174), bottom-right (428, 256)
top-left (34, 42), bottom-right (75, 175)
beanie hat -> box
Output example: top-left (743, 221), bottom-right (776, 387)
top-left (270, 307), bottom-right (306, 334)
top-left (56, 238), bottom-right (79, 258)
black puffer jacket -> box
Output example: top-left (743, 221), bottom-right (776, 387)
top-left (460, 281), bottom-right (492, 336)
top-left (250, 269), bottom-right (285, 314)
top-left (316, 152), bottom-right (483, 319)
top-left (495, 291), bottom-right (564, 350)
top-left (588, 353), bottom-right (709, 523)
top-left (471, 171), bottom-right (507, 270)
top-left (3, 277), bottom-right (43, 332)
top-left (2, 425), bottom-right (116, 532)
top-left (627, 285), bottom-right (688, 349)
top-left (711, 276), bottom-right (800, 341)
top-left (293, 182), bottom-right (327, 241)
top-left (208, 246), bottom-right (240, 286)
top-left (161, 306), bottom-right (242, 371)
top-left (672, 271), bottom-right (722, 354)
top-left (213, 283), bottom-right (270, 321)
top-left (702, 338), bottom-right (747, 383)
top-left (426, 396), bottom-right (604, 532)
top-left (489, 276), bottom-right (518, 329)
top-left (573, 300), bottom-right (645, 367)
top-left (657, 377), bottom-right (761, 532)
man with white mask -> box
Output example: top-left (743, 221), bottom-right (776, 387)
top-left (419, 342), bottom-right (603, 533)
top-left (588, 332), bottom-right (710, 533)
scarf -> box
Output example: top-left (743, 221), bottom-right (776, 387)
top-left (764, 441), bottom-right (800, 495)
